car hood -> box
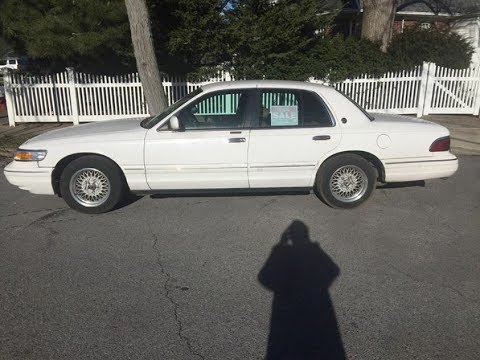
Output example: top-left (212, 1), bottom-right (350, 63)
top-left (23, 118), bottom-right (148, 147)
top-left (370, 113), bottom-right (449, 134)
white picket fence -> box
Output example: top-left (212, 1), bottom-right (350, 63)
top-left (2, 62), bottom-right (480, 126)
top-left (328, 62), bottom-right (480, 117)
top-left (329, 66), bottom-right (424, 115)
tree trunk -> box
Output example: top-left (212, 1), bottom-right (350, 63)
top-left (361, 0), bottom-right (398, 52)
top-left (124, 0), bottom-right (168, 114)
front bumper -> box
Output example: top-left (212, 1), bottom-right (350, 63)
top-left (3, 161), bottom-right (54, 195)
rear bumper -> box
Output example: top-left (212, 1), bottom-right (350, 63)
top-left (3, 161), bottom-right (54, 195)
top-left (384, 155), bottom-right (458, 182)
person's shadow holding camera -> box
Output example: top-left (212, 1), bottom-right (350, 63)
top-left (258, 220), bottom-right (346, 360)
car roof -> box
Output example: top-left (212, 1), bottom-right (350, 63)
top-left (200, 80), bottom-right (336, 94)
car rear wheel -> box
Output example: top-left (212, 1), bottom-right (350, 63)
top-left (60, 155), bottom-right (126, 214)
top-left (315, 154), bottom-right (376, 209)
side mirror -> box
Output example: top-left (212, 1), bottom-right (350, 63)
top-left (169, 115), bottom-right (182, 131)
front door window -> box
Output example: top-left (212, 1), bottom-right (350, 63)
top-left (178, 90), bottom-right (252, 130)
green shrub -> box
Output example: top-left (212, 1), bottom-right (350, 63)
top-left (387, 28), bottom-right (473, 69)
top-left (307, 28), bottom-right (474, 81)
top-left (308, 35), bottom-right (389, 82)
top-left (224, 34), bottom-right (390, 82)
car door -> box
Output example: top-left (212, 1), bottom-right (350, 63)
top-left (144, 89), bottom-right (255, 190)
top-left (248, 88), bottom-right (341, 188)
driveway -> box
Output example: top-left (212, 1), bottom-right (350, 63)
top-left (0, 156), bottom-right (479, 359)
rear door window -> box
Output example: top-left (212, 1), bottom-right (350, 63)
top-left (257, 89), bottom-right (334, 128)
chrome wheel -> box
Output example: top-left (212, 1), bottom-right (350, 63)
top-left (69, 168), bottom-right (111, 207)
top-left (329, 165), bottom-right (368, 203)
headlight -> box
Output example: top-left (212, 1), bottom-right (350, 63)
top-left (14, 149), bottom-right (47, 161)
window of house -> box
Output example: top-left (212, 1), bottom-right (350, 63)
top-left (421, 23), bottom-right (431, 30)
top-left (257, 89), bottom-right (333, 128)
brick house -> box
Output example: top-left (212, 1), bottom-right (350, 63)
top-left (335, 0), bottom-right (480, 64)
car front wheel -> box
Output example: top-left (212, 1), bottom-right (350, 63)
top-left (60, 155), bottom-right (126, 214)
top-left (316, 154), bottom-right (376, 209)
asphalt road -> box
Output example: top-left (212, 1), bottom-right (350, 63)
top-left (0, 157), bottom-right (479, 360)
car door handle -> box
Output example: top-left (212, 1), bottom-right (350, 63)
top-left (312, 135), bottom-right (331, 141)
top-left (228, 137), bottom-right (246, 143)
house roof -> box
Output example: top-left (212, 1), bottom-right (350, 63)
top-left (397, 0), bottom-right (480, 15)
top-left (342, 0), bottom-right (480, 15)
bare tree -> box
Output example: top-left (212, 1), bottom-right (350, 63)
top-left (361, 0), bottom-right (398, 52)
top-left (125, 0), bottom-right (168, 114)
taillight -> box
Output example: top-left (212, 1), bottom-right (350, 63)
top-left (429, 136), bottom-right (450, 152)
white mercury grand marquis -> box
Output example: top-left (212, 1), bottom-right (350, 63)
top-left (4, 80), bottom-right (458, 213)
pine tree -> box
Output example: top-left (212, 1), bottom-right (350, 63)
top-left (0, 0), bottom-right (133, 72)
top-left (226, 0), bottom-right (341, 79)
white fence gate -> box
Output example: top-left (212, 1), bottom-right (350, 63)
top-left (422, 63), bottom-right (480, 115)
top-left (2, 62), bottom-right (480, 126)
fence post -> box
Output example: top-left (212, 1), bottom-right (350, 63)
top-left (223, 71), bottom-right (232, 82)
top-left (424, 62), bottom-right (436, 116)
top-left (473, 67), bottom-right (480, 116)
top-left (3, 70), bottom-right (16, 127)
top-left (67, 67), bottom-right (79, 125)
top-left (417, 62), bottom-right (430, 117)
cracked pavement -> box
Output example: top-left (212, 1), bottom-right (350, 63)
top-left (0, 156), bottom-right (479, 359)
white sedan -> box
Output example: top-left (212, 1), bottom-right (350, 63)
top-left (4, 80), bottom-right (458, 213)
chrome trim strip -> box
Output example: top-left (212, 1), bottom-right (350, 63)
top-left (123, 167), bottom-right (145, 171)
top-left (249, 164), bottom-right (315, 169)
top-left (147, 166), bottom-right (247, 170)
top-left (385, 158), bottom-right (458, 165)
top-left (4, 169), bottom-right (51, 173)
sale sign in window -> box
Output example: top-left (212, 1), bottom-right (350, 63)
top-left (270, 106), bottom-right (299, 126)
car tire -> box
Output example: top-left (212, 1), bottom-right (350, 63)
top-left (60, 155), bottom-right (126, 214)
top-left (315, 154), bottom-right (376, 209)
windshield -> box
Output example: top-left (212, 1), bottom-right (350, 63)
top-left (141, 88), bottom-right (203, 129)
top-left (336, 89), bottom-right (375, 121)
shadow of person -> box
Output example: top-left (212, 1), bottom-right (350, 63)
top-left (258, 220), bottom-right (346, 360)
